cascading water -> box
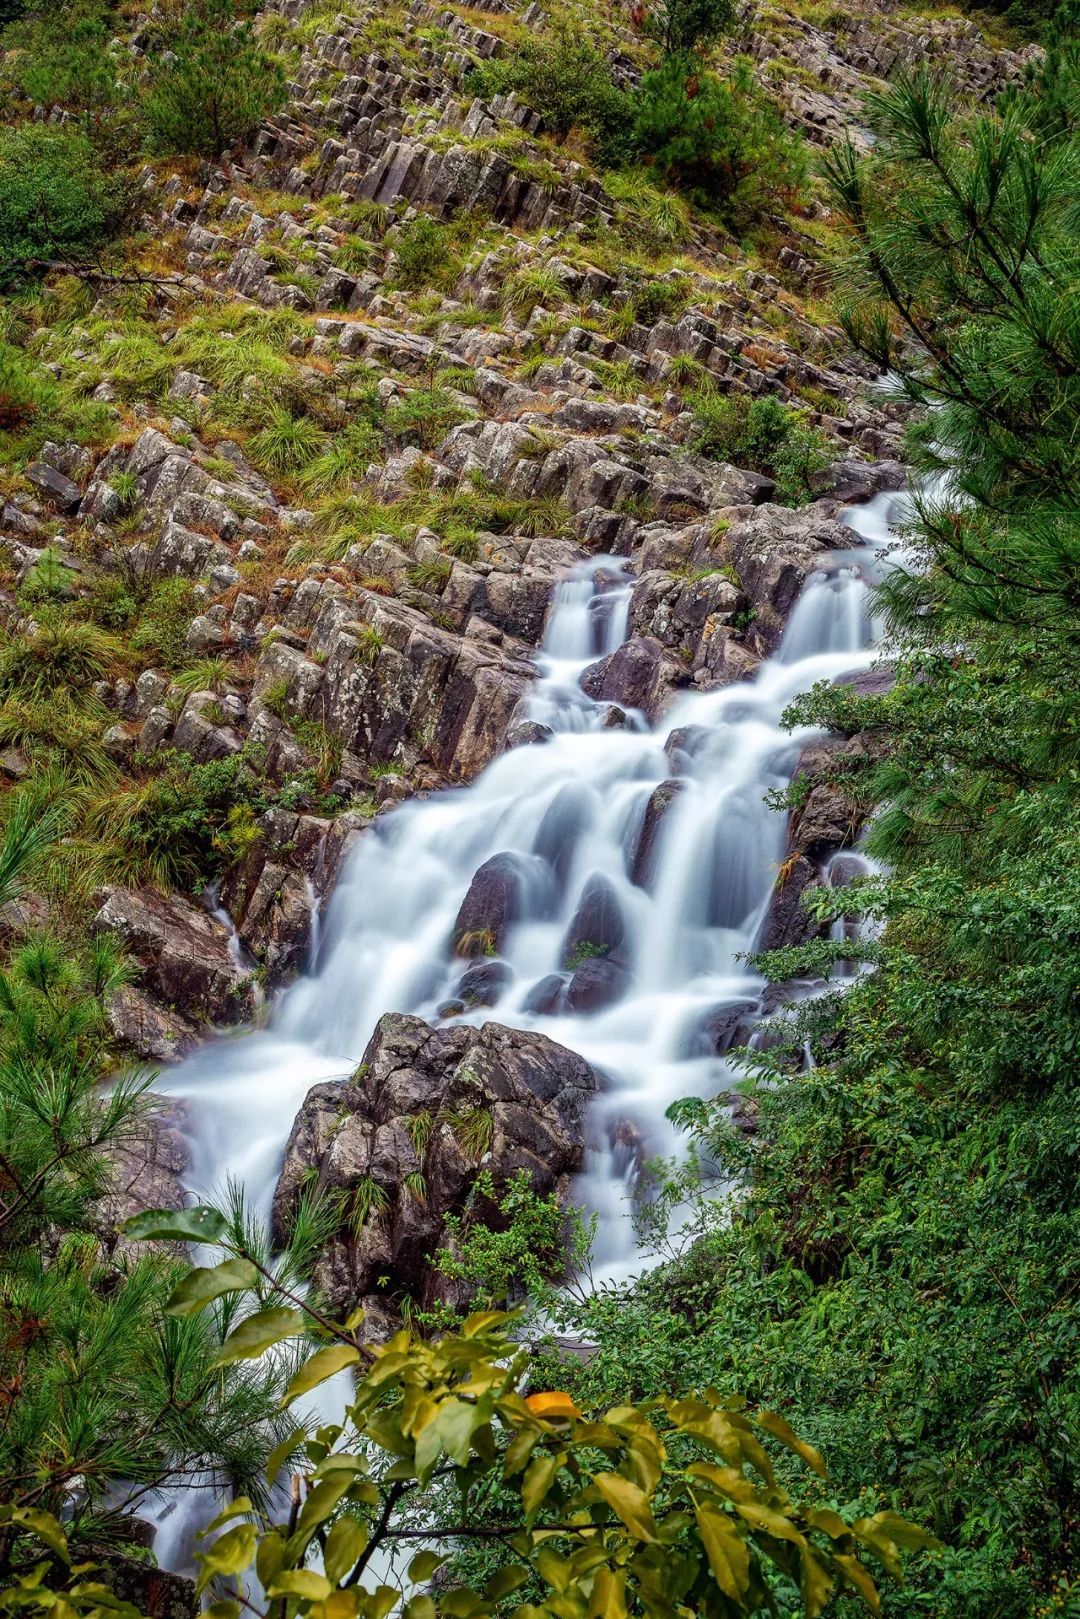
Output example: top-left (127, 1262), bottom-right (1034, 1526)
top-left (149, 486), bottom-right (907, 1565)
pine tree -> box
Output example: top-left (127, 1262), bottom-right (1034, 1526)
top-left (141, 0), bottom-right (286, 159)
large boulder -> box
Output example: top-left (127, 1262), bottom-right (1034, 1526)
top-left (579, 636), bottom-right (685, 723)
top-left (93, 887), bottom-right (254, 1026)
top-left (272, 1014), bottom-right (604, 1326)
top-left (452, 851), bottom-right (552, 955)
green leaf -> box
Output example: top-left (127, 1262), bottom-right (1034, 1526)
top-left (265, 1426), bottom-right (306, 1485)
top-left (255, 1529), bottom-right (288, 1591)
top-left (755, 1410), bottom-right (827, 1479)
top-left (325, 1515), bottom-right (370, 1585)
top-left (463, 1308), bottom-right (515, 1336)
top-left (484, 1566), bottom-right (530, 1602)
top-left (593, 1473), bottom-right (658, 1542)
top-left (205, 1498), bottom-right (253, 1534)
top-left (521, 1452), bottom-right (559, 1520)
top-left (503, 1427), bottom-right (541, 1477)
top-left (11, 1508), bottom-right (69, 1563)
top-left (296, 1473), bottom-right (352, 1541)
top-left (369, 1585), bottom-right (400, 1619)
top-left (195, 1523), bottom-right (257, 1594)
top-left (282, 1341), bottom-right (361, 1404)
top-left (165, 1257), bottom-right (258, 1316)
top-left (405, 1599), bottom-right (437, 1619)
top-left (122, 1205), bottom-right (228, 1244)
top-left (695, 1503), bottom-right (749, 1602)
top-left (409, 1551), bottom-right (447, 1584)
top-left (213, 1305), bottom-right (305, 1366)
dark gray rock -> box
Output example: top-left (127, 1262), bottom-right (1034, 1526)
top-left (452, 851), bottom-right (551, 954)
top-left (565, 955), bottom-right (630, 1013)
top-left (272, 1014), bottom-right (604, 1326)
top-left (630, 779), bottom-right (684, 889)
top-left (562, 873), bottom-right (626, 961)
top-left (24, 462), bottom-right (81, 512)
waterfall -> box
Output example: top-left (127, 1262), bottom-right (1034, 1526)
top-left (160, 489), bottom-right (904, 1259)
top-left (145, 487), bottom-right (908, 1568)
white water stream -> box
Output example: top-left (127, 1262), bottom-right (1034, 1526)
top-left (149, 488), bottom-right (906, 1566)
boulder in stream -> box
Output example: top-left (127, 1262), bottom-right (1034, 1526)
top-left (272, 1013), bottom-right (603, 1329)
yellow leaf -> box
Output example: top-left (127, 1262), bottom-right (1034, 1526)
top-left (195, 1524), bottom-right (257, 1595)
top-left (733, 1501), bottom-right (805, 1545)
top-left (694, 1503), bottom-right (750, 1602)
top-left (525, 1392), bottom-right (582, 1421)
top-left (522, 1452), bottom-right (559, 1520)
top-left (319, 1593), bottom-right (361, 1619)
top-left (800, 1546), bottom-right (835, 1618)
top-left (268, 1570), bottom-right (332, 1599)
top-left (282, 1342), bottom-right (361, 1405)
top-left (213, 1306), bottom-right (304, 1367)
top-left (755, 1410), bottom-right (827, 1479)
top-left (833, 1553), bottom-right (881, 1613)
top-left (593, 1473), bottom-right (659, 1542)
top-left (859, 1510), bottom-right (942, 1553)
top-left (325, 1515), bottom-right (369, 1585)
top-left (808, 1507), bottom-right (850, 1540)
top-left (587, 1568), bottom-right (627, 1619)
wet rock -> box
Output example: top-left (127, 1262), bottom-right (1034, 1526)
top-left (696, 999), bottom-right (759, 1056)
top-left (562, 873), bottom-right (626, 961)
top-left (505, 719), bottom-right (552, 749)
top-left (455, 958), bottom-right (512, 1007)
top-left (753, 853), bottom-right (820, 954)
top-left (579, 636), bottom-right (684, 722)
top-left (835, 663), bottom-right (896, 697)
top-left (523, 973), bottom-right (566, 1014)
top-left (94, 887), bottom-right (254, 1027)
top-left (452, 851), bottom-right (550, 954)
top-left (272, 1014), bottom-right (603, 1324)
top-left (729, 1089), bottom-right (760, 1137)
top-left (600, 703), bottom-right (630, 729)
top-left (817, 458), bottom-right (906, 503)
top-left (827, 852), bottom-right (868, 888)
top-left (630, 780), bottom-right (684, 889)
top-left (565, 955), bottom-right (630, 1013)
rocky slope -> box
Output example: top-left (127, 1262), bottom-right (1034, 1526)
top-left (0, 0), bottom-right (1027, 1245)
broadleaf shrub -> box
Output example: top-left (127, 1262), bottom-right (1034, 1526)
top-left (692, 390), bottom-right (831, 503)
top-left (0, 125), bottom-right (131, 270)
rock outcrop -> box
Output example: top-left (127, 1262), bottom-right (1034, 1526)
top-left (272, 1013), bottom-right (603, 1331)
top-left (94, 887), bottom-right (255, 1038)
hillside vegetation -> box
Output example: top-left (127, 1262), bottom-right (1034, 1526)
top-left (0, 0), bottom-right (1076, 1616)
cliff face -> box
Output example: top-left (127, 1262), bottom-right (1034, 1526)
top-left (0, 0), bottom-right (1026, 1046)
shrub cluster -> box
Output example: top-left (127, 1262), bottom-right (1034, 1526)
top-left (692, 390), bottom-right (832, 502)
top-left (468, 20), bottom-right (805, 226)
